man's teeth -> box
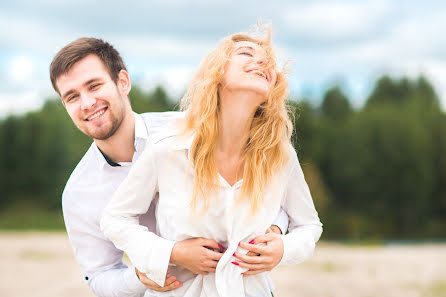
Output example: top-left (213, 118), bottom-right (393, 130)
top-left (88, 109), bottom-right (105, 121)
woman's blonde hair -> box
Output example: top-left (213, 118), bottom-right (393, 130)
top-left (180, 25), bottom-right (293, 215)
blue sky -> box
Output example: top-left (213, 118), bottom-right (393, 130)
top-left (1, 0), bottom-right (445, 116)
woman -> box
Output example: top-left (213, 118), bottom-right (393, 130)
top-left (101, 26), bottom-right (322, 297)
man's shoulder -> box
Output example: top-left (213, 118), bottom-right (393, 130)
top-left (62, 143), bottom-right (96, 205)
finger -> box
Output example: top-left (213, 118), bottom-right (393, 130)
top-left (239, 241), bottom-right (267, 255)
top-left (246, 251), bottom-right (260, 257)
top-left (204, 267), bottom-right (217, 273)
top-left (158, 281), bottom-right (183, 292)
top-left (203, 259), bottom-right (219, 269)
top-left (242, 268), bottom-right (268, 277)
top-left (249, 234), bottom-right (274, 245)
top-left (200, 238), bottom-right (225, 251)
top-left (139, 276), bottom-right (162, 290)
top-left (267, 225), bottom-right (282, 234)
top-left (164, 275), bottom-right (177, 287)
top-left (233, 252), bottom-right (264, 264)
top-left (232, 260), bottom-right (264, 270)
top-left (206, 249), bottom-right (224, 261)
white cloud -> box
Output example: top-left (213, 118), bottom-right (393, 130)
top-left (283, 1), bottom-right (392, 41)
top-left (0, 91), bottom-right (45, 118)
top-left (113, 35), bottom-right (215, 60)
top-left (9, 56), bottom-right (34, 83)
top-left (136, 66), bottom-right (196, 99)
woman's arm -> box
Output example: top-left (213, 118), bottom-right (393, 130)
top-left (234, 147), bottom-right (322, 273)
top-left (100, 140), bottom-right (176, 287)
top-left (278, 148), bottom-right (323, 265)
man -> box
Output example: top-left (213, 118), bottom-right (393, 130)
top-left (50, 37), bottom-right (289, 297)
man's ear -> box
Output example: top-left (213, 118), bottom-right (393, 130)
top-left (117, 69), bottom-right (131, 97)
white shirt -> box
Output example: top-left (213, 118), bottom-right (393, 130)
top-left (62, 112), bottom-right (289, 297)
top-left (101, 126), bottom-right (323, 297)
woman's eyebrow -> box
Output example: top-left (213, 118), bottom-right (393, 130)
top-left (235, 46), bottom-right (255, 52)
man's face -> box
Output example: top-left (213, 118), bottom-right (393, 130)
top-left (56, 54), bottom-right (130, 140)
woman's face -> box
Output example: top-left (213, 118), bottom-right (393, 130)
top-left (220, 41), bottom-right (277, 104)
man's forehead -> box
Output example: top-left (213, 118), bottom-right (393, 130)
top-left (56, 55), bottom-right (110, 91)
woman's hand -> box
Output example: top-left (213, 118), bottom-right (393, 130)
top-left (135, 268), bottom-right (183, 291)
top-left (233, 227), bottom-right (284, 276)
top-left (170, 237), bottom-right (225, 274)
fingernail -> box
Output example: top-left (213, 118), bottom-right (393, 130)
top-left (232, 253), bottom-right (236, 257)
top-left (218, 244), bottom-right (224, 249)
top-left (231, 261), bottom-right (239, 266)
top-left (249, 240), bottom-right (255, 244)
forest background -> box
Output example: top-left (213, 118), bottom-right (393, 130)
top-left (1, 74), bottom-right (444, 240)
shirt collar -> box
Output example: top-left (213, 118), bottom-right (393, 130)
top-left (94, 112), bottom-right (148, 169)
top-left (134, 112), bottom-right (148, 142)
top-left (171, 130), bottom-right (194, 153)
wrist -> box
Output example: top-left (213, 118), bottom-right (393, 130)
top-left (170, 241), bottom-right (181, 265)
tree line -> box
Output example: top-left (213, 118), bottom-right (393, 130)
top-left (0, 77), bottom-right (445, 239)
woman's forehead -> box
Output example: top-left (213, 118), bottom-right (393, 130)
top-left (232, 40), bottom-right (266, 53)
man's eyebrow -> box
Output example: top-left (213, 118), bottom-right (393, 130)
top-left (62, 89), bottom-right (75, 100)
top-left (84, 78), bottom-right (102, 86)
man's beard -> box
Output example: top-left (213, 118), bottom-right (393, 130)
top-left (82, 106), bottom-right (126, 140)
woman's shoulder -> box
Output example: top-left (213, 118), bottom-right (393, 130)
top-left (283, 142), bottom-right (302, 172)
top-left (146, 121), bottom-right (192, 155)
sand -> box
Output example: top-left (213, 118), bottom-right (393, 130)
top-left (1, 232), bottom-right (445, 297)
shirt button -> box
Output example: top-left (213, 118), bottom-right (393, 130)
top-left (85, 276), bottom-right (89, 280)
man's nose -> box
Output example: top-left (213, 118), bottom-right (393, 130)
top-left (80, 93), bottom-right (96, 110)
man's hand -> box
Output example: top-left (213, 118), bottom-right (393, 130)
top-left (170, 238), bottom-right (224, 275)
top-left (135, 268), bottom-right (182, 291)
top-left (265, 225), bottom-right (282, 235)
top-left (233, 227), bottom-right (284, 276)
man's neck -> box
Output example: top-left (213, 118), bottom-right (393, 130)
top-left (95, 112), bottom-right (136, 163)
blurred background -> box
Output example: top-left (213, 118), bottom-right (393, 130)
top-left (0, 1), bottom-right (445, 297)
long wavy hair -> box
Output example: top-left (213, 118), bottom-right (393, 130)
top-left (180, 26), bottom-right (293, 215)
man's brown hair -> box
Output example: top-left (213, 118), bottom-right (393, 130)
top-left (50, 37), bottom-right (127, 94)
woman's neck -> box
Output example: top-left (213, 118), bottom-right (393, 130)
top-left (216, 93), bottom-right (258, 158)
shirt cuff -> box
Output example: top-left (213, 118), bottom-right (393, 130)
top-left (144, 239), bottom-right (176, 287)
top-left (272, 212), bottom-right (289, 235)
top-left (278, 233), bottom-right (316, 266)
top-left (123, 266), bottom-right (147, 294)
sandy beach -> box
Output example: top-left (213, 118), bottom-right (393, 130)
top-left (1, 232), bottom-right (445, 297)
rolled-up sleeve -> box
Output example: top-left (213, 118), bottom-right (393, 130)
top-left (279, 147), bottom-right (323, 266)
top-left (100, 140), bottom-right (176, 287)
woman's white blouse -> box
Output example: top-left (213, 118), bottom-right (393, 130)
top-left (101, 127), bottom-right (322, 297)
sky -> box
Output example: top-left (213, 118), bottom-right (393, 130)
top-left (1, 0), bottom-right (445, 117)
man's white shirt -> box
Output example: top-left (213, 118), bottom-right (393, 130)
top-left (62, 112), bottom-right (290, 297)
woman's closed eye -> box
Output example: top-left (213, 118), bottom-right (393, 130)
top-left (239, 52), bottom-right (253, 57)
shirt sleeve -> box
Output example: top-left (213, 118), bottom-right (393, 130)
top-left (62, 192), bottom-right (147, 297)
top-left (279, 146), bottom-right (323, 266)
top-left (271, 208), bottom-right (289, 234)
top-left (100, 139), bottom-right (176, 287)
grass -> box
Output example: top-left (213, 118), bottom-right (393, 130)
top-left (426, 281), bottom-right (446, 297)
top-left (0, 203), bottom-right (65, 231)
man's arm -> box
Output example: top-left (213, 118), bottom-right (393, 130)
top-left (63, 193), bottom-right (182, 297)
top-left (63, 196), bottom-right (146, 297)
